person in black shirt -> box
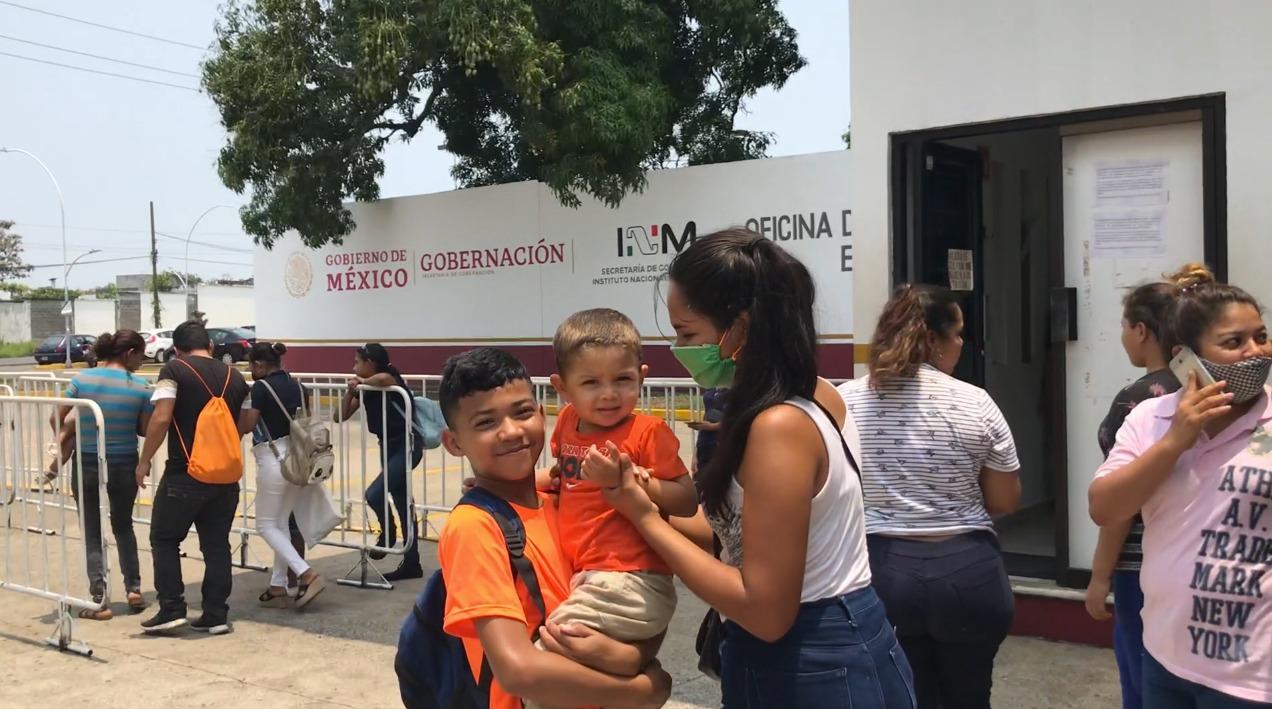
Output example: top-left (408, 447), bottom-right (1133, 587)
top-left (340, 343), bottom-right (424, 581)
top-left (237, 342), bottom-right (326, 609)
top-left (136, 321), bottom-right (250, 635)
top-left (1085, 281), bottom-right (1180, 709)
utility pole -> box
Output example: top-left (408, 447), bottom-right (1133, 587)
top-left (150, 201), bottom-right (162, 329)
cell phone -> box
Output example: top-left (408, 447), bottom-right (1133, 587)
top-left (1169, 347), bottom-right (1218, 389)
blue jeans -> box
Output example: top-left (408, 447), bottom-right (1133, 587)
top-left (1113, 570), bottom-right (1145, 709)
top-left (720, 586), bottom-right (916, 708)
top-left (72, 451), bottom-right (142, 597)
top-left (364, 441), bottom-right (423, 565)
top-left (1143, 652), bottom-right (1272, 708)
top-left (867, 532), bottom-right (1014, 709)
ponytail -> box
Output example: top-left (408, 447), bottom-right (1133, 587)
top-left (868, 284), bottom-right (961, 387)
top-left (93, 329), bottom-right (145, 362)
top-left (1122, 281), bottom-right (1177, 361)
top-left (249, 341), bottom-right (288, 365)
top-left (667, 228), bottom-right (818, 516)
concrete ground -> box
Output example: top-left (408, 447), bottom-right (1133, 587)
top-left (0, 518), bottom-right (1121, 709)
top-left (0, 372), bottom-right (1122, 707)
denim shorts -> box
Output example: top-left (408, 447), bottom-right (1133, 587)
top-left (721, 585), bottom-right (917, 708)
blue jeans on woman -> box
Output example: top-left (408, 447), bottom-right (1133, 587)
top-left (1113, 570), bottom-right (1145, 709)
top-left (720, 586), bottom-right (916, 708)
top-left (364, 439), bottom-right (423, 567)
top-left (1143, 652), bottom-right (1272, 708)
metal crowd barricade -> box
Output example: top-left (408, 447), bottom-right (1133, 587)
top-left (0, 394), bottom-right (109, 656)
top-left (311, 383), bottom-right (415, 590)
top-left (397, 374), bottom-right (705, 543)
top-left (104, 368), bottom-right (705, 593)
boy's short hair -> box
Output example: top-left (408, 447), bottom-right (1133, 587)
top-left (173, 321), bottom-right (211, 353)
top-left (552, 308), bottom-right (643, 373)
top-left (438, 348), bottom-right (532, 427)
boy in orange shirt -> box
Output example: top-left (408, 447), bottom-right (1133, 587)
top-left (435, 347), bottom-right (670, 709)
top-left (540, 309), bottom-right (698, 689)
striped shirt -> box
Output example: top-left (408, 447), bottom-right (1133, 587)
top-left (64, 367), bottom-right (154, 455)
top-left (838, 364), bottom-right (1019, 535)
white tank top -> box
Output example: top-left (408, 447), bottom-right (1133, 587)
top-left (707, 396), bottom-right (872, 603)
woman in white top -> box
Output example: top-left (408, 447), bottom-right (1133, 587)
top-left (841, 284), bottom-right (1021, 709)
top-left (603, 229), bottom-right (916, 708)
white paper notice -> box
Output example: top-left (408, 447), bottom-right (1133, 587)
top-left (1092, 210), bottom-right (1166, 258)
top-left (1095, 160), bottom-right (1168, 207)
top-left (948, 249), bottom-right (974, 291)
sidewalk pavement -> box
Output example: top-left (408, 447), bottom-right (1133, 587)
top-left (0, 525), bottom-right (1121, 708)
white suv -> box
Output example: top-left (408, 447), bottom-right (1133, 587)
top-left (141, 330), bottom-right (174, 362)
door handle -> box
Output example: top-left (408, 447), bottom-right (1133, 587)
top-left (1050, 287), bottom-right (1078, 343)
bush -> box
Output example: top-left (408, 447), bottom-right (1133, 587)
top-left (0, 340), bottom-right (36, 358)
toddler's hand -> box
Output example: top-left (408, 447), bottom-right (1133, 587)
top-left (632, 465), bottom-right (652, 490)
top-left (582, 441), bottom-right (622, 488)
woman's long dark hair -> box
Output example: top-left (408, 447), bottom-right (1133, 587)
top-left (668, 228), bottom-right (818, 516)
top-left (358, 343), bottom-right (404, 381)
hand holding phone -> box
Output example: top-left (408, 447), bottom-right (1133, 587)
top-left (1169, 347), bottom-right (1217, 389)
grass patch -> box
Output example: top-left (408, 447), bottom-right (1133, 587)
top-left (0, 340), bottom-right (36, 358)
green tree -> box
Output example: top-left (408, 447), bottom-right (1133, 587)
top-left (0, 220), bottom-right (34, 281)
top-left (148, 271), bottom-right (182, 293)
top-left (842, 125), bottom-right (850, 149)
top-left (203, 0), bottom-right (805, 248)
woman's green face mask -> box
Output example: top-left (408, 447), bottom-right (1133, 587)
top-left (671, 331), bottom-right (739, 388)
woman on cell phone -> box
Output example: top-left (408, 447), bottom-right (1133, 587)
top-left (1090, 264), bottom-right (1272, 708)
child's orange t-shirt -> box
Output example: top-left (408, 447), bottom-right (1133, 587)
top-left (440, 492), bottom-right (574, 709)
top-left (551, 404), bottom-right (689, 574)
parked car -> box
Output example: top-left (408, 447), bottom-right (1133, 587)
top-left (140, 329), bottom-right (174, 362)
top-left (33, 334), bottom-right (98, 366)
top-left (159, 327), bottom-right (256, 364)
top-left (211, 327), bottom-right (257, 364)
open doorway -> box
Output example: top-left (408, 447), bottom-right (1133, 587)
top-left (890, 95), bottom-right (1226, 585)
top-left (906, 128), bottom-right (1064, 577)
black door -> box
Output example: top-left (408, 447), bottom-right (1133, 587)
top-left (919, 143), bottom-right (984, 385)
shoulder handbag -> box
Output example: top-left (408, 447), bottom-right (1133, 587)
top-left (693, 397), bottom-right (861, 681)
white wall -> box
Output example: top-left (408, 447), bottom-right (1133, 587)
top-left (140, 293), bottom-right (191, 332)
top-left (255, 152), bottom-right (853, 348)
top-left (73, 297), bottom-right (116, 337)
top-left (850, 0), bottom-right (1272, 350)
top-left (199, 285), bottom-right (255, 329)
top-left (0, 301), bottom-right (30, 343)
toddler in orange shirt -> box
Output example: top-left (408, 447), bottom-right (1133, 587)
top-left (537, 309), bottom-right (698, 695)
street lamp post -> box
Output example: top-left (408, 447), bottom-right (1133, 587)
top-left (183, 205), bottom-right (234, 323)
top-left (0, 147), bottom-right (69, 365)
top-left (61, 249), bottom-right (101, 364)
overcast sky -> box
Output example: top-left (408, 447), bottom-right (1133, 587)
top-left (0, 0), bottom-right (849, 290)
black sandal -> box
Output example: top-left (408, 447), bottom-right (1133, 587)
top-left (294, 574), bottom-right (327, 610)
top-left (258, 589), bottom-right (292, 608)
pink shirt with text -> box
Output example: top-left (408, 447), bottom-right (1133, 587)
top-left (1095, 388), bottom-right (1272, 704)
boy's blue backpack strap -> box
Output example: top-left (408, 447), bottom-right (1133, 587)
top-left (456, 487), bottom-right (548, 697)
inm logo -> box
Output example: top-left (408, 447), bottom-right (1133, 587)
top-left (616, 221), bottom-right (698, 257)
